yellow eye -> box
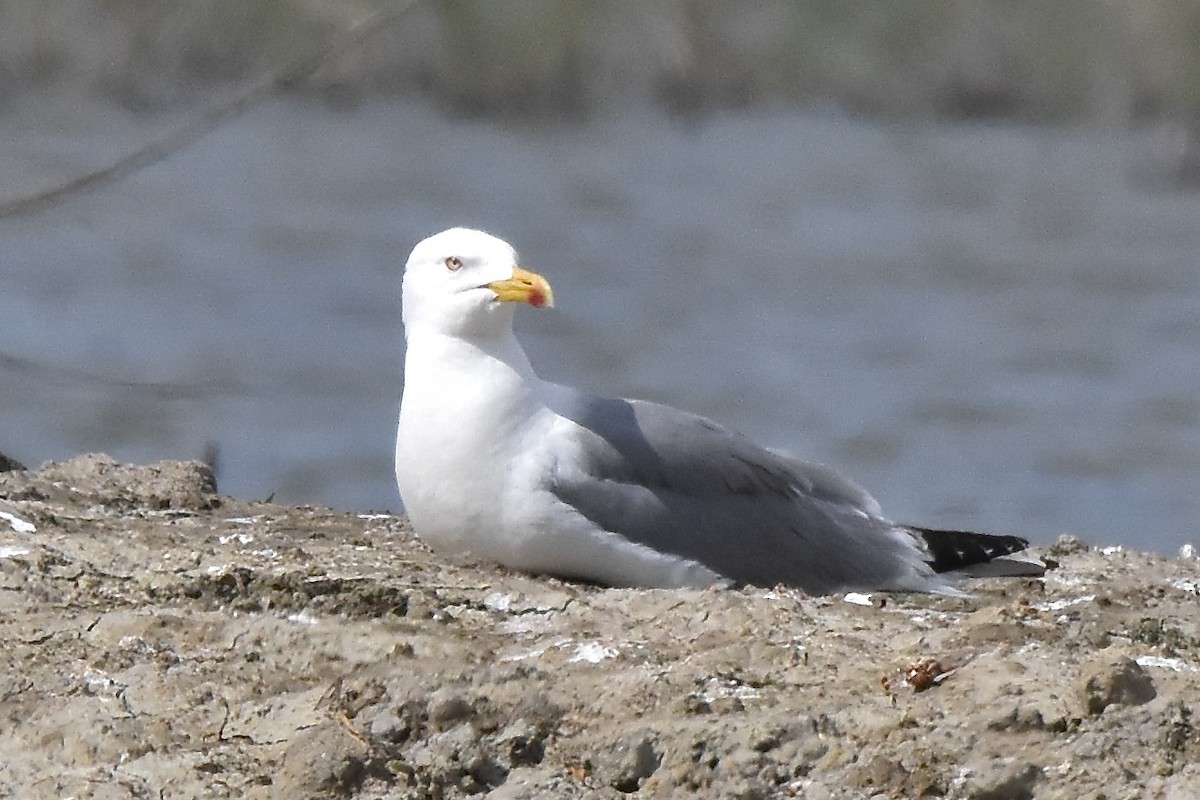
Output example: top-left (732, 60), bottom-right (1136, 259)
top-left (444, 256), bottom-right (463, 271)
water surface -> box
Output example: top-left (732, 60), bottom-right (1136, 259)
top-left (3, 96), bottom-right (1197, 553)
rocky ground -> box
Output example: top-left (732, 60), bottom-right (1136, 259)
top-left (1, 453), bottom-right (1198, 799)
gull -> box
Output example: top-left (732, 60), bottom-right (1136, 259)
top-left (395, 228), bottom-right (1041, 595)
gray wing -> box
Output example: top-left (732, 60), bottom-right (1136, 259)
top-left (543, 387), bottom-right (938, 595)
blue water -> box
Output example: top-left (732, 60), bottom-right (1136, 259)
top-left (3, 95), bottom-right (1198, 553)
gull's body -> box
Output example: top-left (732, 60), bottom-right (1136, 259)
top-left (395, 228), bottom-right (1037, 595)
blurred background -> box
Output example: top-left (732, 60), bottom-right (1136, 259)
top-left (2, 0), bottom-right (1198, 553)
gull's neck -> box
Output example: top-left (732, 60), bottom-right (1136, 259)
top-left (399, 327), bottom-right (545, 438)
top-left (404, 326), bottom-right (537, 383)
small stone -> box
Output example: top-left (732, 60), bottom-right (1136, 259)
top-left (592, 730), bottom-right (661, 792)
top-left (510, 690), bottom-right (564, 733)
top-left (791, 779), bottom-right (834, 800)
top-left (1047, 534), bottom-right (1089, 556)
top-left (495, 718), bottom-right (547, 767)
top-left (987, 704), bottom-right (1047, 732)
top-left (850, 754), bottom-right (907, 792)
top-left (275, 720), bottom-right (371, 799)
top-left (965, 760), bottom-right (1041, 800)
top-left (1080, 652), bottom-right (1157, 715)
top-left (726, 781), bottom-right (771, 800)
top-left (428, 688), bottom-right (475, 729)
top-left (368, 701), bottom-right (425, 744)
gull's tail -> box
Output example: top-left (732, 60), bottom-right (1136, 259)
top-left (908, 526), bottom-right (1046, 578)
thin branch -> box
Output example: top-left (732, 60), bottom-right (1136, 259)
top-left (0, 1), bottom-right (421, 219)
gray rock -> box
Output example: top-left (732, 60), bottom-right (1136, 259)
top-left (495, 718), bottom-right (548, 767)
top-left (368, 700), bottom-right (426, 744)
top-left (592, 729), bottom-right (661, 792)
top-left (965, 760), bottom-right (1042, 800)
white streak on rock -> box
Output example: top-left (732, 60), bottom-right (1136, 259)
top-left (0, 511), bottom-right (35, 533)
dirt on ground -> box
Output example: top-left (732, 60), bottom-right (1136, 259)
top-left (1, 453), bottom-right (1198, 799)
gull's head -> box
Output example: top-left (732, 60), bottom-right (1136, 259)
top-left (402, 227), bottom-right (554, 338)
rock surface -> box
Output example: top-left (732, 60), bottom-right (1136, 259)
top-left (1, 454), bottom-right (1199, 799)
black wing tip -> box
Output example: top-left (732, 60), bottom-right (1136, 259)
top-left (908, 526), bottom-right (1031, 574)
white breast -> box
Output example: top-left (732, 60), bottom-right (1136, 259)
top-left (395, 329), bottom-right (540, 552)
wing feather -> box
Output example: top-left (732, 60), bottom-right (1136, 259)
top-left (542, 389), bottom-right (940, 594)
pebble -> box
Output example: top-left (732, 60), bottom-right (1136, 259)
top-left (591, 730), bottom-right (661, 792)
top-left (1079, 652), bottom-right (1157, 715)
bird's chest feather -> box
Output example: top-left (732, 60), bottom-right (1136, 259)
top-left (396, 346), bottom-right (545, 544)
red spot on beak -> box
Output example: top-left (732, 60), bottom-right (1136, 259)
top-left (528, 289), bottom-right (547, 309)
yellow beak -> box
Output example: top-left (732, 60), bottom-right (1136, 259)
top-left (487, 267), bottom-right (555, 309)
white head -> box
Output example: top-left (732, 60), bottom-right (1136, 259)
top-left (402, 228), bottom-right (554, 339)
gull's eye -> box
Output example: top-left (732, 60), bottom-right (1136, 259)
top-left (444, 256), bottom-right (463, 271)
